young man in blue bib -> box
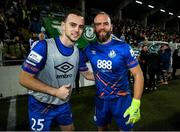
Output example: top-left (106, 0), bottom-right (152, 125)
top-left (19, 10), bottom-right (94, 131)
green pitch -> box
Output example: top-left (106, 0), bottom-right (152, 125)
top-left (0, 77), bottom-right (180, 131)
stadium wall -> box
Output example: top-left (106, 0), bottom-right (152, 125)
top-left (0, 63), bottom-right (95, 98)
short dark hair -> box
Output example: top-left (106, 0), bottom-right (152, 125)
top-left (63, 9), bottom-right (83, 22)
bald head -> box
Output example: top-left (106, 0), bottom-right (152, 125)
top-left (94, 11), bottom-right (111, 24)
top-left (93, 11), bottom-right (112, 43)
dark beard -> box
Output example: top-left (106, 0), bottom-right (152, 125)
top-left (67, 35), bottom-right (75, 43)
top-left (65, 31), bottom-right (79, 43)
top-left (96, 31), bottom-right (111, 43)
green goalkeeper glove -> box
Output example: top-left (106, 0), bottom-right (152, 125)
top-left (123, 98), bottom-right (141, 124)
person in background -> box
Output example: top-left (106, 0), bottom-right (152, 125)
top-left (172, 49), bottom-right (179, 79)
top-left (147, 47), bottom-right (161, 90)
top-left (159, 44), bottom-right (171, 84)
top-left (139, 44), bottom-right (149, 89)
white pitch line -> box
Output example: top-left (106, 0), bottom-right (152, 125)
top-left (6, 98), bottom-right (16, 130)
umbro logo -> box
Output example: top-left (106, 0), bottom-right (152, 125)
top-left (55, 62), bottom-right (74, 73)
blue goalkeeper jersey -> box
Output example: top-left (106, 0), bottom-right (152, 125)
top-left (79, 37), bottom-right (139, 99)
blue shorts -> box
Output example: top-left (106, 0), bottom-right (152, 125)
top-left (28, 95), bottom-right (73, 131)
top-left (94, 95), bottom-right (133, 131)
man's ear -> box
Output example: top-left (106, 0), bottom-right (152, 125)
top-left (111, 24), bottom-right (113, 32)
top-left (61, 21), bottom-right (65, 28)
top-left (91, 23), bottom-right (95, 32)
top-left (60, 21), bottom-right (65, 33)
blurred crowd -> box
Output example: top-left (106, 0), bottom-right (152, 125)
top-left (0, 0), bottom-right (42, 60)
top-left (0, 0), bottom-right (65, 60)
top-left (112, 17), bottom-right (180, 44)
top-left (1, 0), bottom-right (180, 46)
top-left (0, 0), bottom-right (180, 86)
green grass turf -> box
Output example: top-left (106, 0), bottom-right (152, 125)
top-left (15, 95), bottom-right (29, 131)
top-left (0, 78), bottom-right (180, 131)
top-left (0, 99), bottom-right (9, 131)
top-left (136, 79), bottom-right (180, 131)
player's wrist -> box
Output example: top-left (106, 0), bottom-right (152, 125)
top-left (132, 98), bottom-right (141, 107)
top-left (46, 86), bottom-right (57, 96)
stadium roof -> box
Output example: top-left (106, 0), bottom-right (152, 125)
top-left (85, 0), bottom-right (180, 24)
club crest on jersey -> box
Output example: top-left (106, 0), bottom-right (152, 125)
top-left (83, 26), bottom-right (96, 41)
top-left (91, 50), bottom-right (96, 54)
top-left (108, 50), bottom-right (116, 58)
